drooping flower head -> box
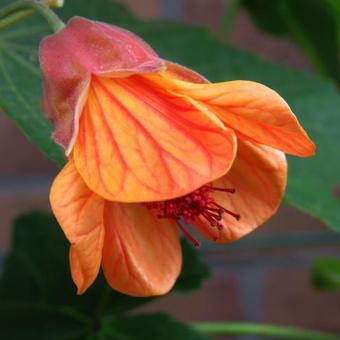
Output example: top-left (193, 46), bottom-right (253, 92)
top-left (40, 17), bottom-right (315, 296)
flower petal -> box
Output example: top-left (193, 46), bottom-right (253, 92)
top-left (50, 159), bottom-right (105, 294)
top-left (73, 74), bottom-right (237, 202)
top-left (40, 16), bottom-right (164, 153)
top-left (194, 140), bottom-right (287, 243)
top-left (102, 202), bottom-right (181, 296)
top-left (147, 73), bottom-right (315, 157)
top-left (163, 61), bottom-right (208, 83)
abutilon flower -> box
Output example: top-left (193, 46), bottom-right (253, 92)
top-left (40, 17), bottom-right (315, 296)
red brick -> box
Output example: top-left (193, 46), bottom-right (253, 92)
top-left (121, 0), bottom-right (161, 19)
top-left (139, 270), bottom-right (243, 321)
top-left (0, 184), bottom-right (51, 252)
top-left (0, 114), bottom-right (58, 177)
top-left (263, 268), bottom-right (340, 332)
top-left (229, 10), bottom-right (313, 71)
top-left (259, 205), bottom-right (327, 234)
top-left (184, 0), bottom-right (225, 30)
top-left (182, 0), bottom-right (312, 71)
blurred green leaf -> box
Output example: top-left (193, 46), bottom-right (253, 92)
top-left (0, 304), bottom-right (86, 340)
top-left (99, 313), bottom-right (209, 340)
top-left (1, 0), bottom-right (340, 234)
top-left (0, 211), bottom-right (210, 338)
top-left (0, 3), bottom-right (65, 165)
top-left (0, 211), bottom-right (113, 314)
top-left (312, 257), bottom-right (340, 291)
top-left (0, 211), bottom-right (209, 301)
top-left (327, 0), bottom-right (340, 27)
top-left (0, 306), bottom-right (208, 340)
top-left (243, 0), bottom-right (340, 85)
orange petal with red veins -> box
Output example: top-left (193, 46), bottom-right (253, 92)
top-left (50, 160), bottom-right (105, 294)
top-left (147, 74), bottom-right (315, 157)
top-left (194, 140), bottom-right (287, 243)
top-left (73, 75), bottom-right (236, 202)
top-left (102, 202), bottom-right (181, 296)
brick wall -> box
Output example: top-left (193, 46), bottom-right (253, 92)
top-left (0, 0), bottom-right (339, 334)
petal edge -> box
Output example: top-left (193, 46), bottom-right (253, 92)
top-left (146, 74), bottom-right (315, 157)
top-left (50, 160), bottom-right (105, 294)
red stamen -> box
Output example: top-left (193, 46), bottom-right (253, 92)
top-left (209, 187), bottom-right (236, 194)
top-left (144, 184), bottom-right (241, 247)
top-left (176, 221), bottom-right (201, 248)
top-left (201, 212), bottom-right (219, 226)
top-left (211, 202), bottom-right (241, 221)
top-left (205, 206), bottom-right (224, 215)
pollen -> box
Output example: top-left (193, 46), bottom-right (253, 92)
top-left (144, 185), bottom-right (240, 247)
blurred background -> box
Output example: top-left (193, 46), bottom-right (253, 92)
top-left (0, 0), bottom-right (340, 336)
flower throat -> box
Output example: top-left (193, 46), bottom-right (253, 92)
top-left (145, 185), bottom-right (240, 247)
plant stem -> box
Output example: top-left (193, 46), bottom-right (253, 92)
top-left (0, 0), bottom-right (64, 32)
top-left (192, 322), bottom-right (339, 339)
top-left (0, 9), bottom-right (33, 30)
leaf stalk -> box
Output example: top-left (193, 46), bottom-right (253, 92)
top-left (192, 322), bottom-right (339, 339)
top-left (0, 0), bottom-right (64, 32)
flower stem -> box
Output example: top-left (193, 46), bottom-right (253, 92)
top-left (0, 9), bottom-right (33, 31)
top-left (192, 322), bottom-right (339, 339)
top-left (0, 0), bottom-right (64, 32)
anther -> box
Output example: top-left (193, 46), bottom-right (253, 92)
top-left (211, 202), bottom-right (241, 221)
top-left (216, 223), bottom-right (224, 231)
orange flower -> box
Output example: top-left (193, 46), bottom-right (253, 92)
top-left (40, 17), bottom-right (315, 296)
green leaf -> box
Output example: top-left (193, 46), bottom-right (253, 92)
top-left (100, 313), bottom-right (209, 340)
top-left (0, 212), bottom-right (209, 311)
top-left (0, 212), bottom-right (210, 338)
top-left (0, 5), bottom-right (65, 165)
top-left (327, 0), bottom-right (340, 27)
top-left (1, 304), bottom-right (207, 340)
top-left (0, 211), bottom-right (70, 303)
top-left (243, 0), bottom-right (340, 85)
top-left (0, 211), bottom-right (108, 315)
top-left (312, 257), bottom-right (340, 291)
top-left (0, 304), bottom-right (86, 340)
top-left (1, 0), bottom-right (340, 233)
